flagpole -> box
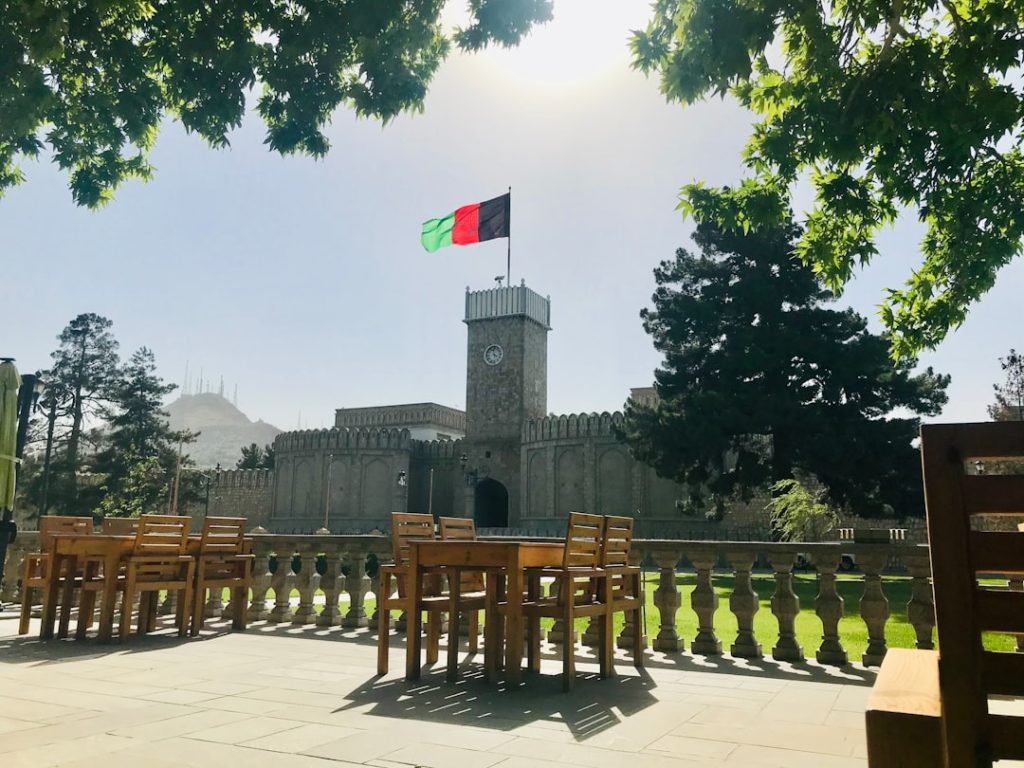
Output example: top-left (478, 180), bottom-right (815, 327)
top-left (507, 186), bottom-right (512, 283)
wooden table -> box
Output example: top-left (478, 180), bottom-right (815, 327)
top-left (40, 533), bottom-right (211, 643)
top-left (406, 540), bottom-right (564, 686)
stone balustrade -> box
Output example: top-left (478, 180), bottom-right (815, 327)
top-left (1, 531), bottom-right (945, 668)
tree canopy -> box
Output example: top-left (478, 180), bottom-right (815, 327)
top-left (632, 0), bottom-right (1024, 357)
top-left (0, 0), bottom-right (552, 207)
top-left (989, 348), bottom-right (1024, 421)
top-left (617, 218), bottom-right (950, 518)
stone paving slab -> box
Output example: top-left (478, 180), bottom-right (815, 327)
top-left (1, 610), bottom-right (1021, 768)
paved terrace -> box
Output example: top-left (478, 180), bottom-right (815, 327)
top-left (1, 611), bottom-right (886, 768)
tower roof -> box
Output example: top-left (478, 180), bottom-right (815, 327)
top-left (464, 281), bottom-right (550, 329)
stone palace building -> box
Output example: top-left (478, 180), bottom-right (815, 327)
top-left (206, 283), bottom-right (771, 538)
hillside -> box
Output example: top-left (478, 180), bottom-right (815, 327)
top-left (166, 393), bottom-right (281, 468)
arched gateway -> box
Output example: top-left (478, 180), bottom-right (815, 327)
top-left (473, 479), bottom-right (509, 528)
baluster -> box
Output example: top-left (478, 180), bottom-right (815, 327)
top-left (267, 550), bottom-right (294, 623)
top-left (652, 550), bottom-right (683, 653)
top-left (727, 551), bottom-right (762, 658)
top-left (688, 549), bottom-right (722, 655)
top-left (159, 588), bottom-right (177, 616)
top-left (204, 588), bottom-right (224, 619)
top-left (812, 549), bottom-right (847, 665)
top-left (617, 549), bottom-right (645, 649)
top-left (343, 552), bottom-right (370, 628)
top-left (859, 551), bottom-right (889, 667)
top-left (546, 578), bottom-right (575, 645)
top-left (317, 549), bottom-right (343, 627)
top-left (247, 541), bottom-right (273, 622)
top-left (767, 552), bottom-right (803, 661)
top-left (581, 617), bottom-right (601, 647)
top-left (905, 551), bottom-right (935, 650)
top-left (291, 550), bottom-right (319, 625)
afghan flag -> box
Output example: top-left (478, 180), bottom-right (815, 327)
top-left (421, 193), bottom-right (510, 253)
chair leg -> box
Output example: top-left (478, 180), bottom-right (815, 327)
top-left (232, 585), bottom-right (246, 630)
top-left (601, 609), bottom-right (615, 679)
top-left (179, 563), bottom-right (195, 637)
top-left (191, 578), bottom-right (206, 636)
top-left (527, 615), bottom-right (541, 673)
top-left (468, 610), bottom-right (479, 654)
top-left (18, 585), bottom-right (34, 635)
top-left (426, 612), bottom-right (440, 665)
top-left (147, 591), bottom-right (159, 633)
top-left (377, 603), bottom-right (391, 676)
top-left (119, 578), bottom-right (135, 642)
top-left (562, 578), bottom-right (575, 692)
top-left (632, 606), bottom-right (644, 668)
top-left (76, 566), bottom-right (97, 640)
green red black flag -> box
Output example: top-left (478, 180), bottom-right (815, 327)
top-left (421, 193), bottom-right (510, 253)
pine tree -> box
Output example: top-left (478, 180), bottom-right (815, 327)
top-left (92, 348), bottom-right (193, 516)
top-left (988, 349), bottom-right (1024, 422)
top-left (618, 219), bottom-right (950, 518)
top-left (47, 314), bottom-right (119, 514)
top-left (237, 443), bottom-right (275, 470)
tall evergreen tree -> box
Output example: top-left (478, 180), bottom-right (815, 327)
top-left (988, 349), bottom-right (1024, 422)
top-left (92, 348), bottom-right (193, 516)
top-left (619, 219), bottom-right (950, 519)
top-left (48, 314), bottom-right (119, 514)
top-left (237, 443), bottom-right (275, 470)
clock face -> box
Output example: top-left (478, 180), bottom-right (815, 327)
top-left (483, 344), bottom-right (504, 366)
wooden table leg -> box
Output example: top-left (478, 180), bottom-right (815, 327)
top-left (406, 544), bottom-right (423, 681)
top-left (57, 554), bottom-right (78, 638)
top-left (484, 571), bottom-right (499, 683)
top-left (39, 552), bottom-right (63, 639)
top-left (505, 552), bottom-right (524, 687)
top-left (97, 549), bottom-right (120, 643)
top-left (447, 568), bottom-right (461, 683)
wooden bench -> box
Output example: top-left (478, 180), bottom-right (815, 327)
top-left (866, 422), bottom-right (1024, 768)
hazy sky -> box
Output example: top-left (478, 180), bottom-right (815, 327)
top-left (2, 0), bottom-right (1020, 430)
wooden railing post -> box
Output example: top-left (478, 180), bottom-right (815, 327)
top-left (652, 550), bottom-right (683, 653)
top-left (859, 550), bottom-right (890, 667)
top-left (767, 551), bottom-right (803, 662)
top-left (904, 550), bottom-right (935, 650)
top-left (727, 550), bottom-right (762, 658)
top-left (811, 549), bottom-right (847, 665)
top-left (687, 548), bottom-right (722, 655)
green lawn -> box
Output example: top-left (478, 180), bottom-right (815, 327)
top-left (231, 570), bottom-right (1021, 659)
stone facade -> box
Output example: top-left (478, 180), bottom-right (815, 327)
top-left (208, 282), bottom-right (922, 540)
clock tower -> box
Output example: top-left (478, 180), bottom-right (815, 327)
top-left (462, 282), bottom-right (550, 527)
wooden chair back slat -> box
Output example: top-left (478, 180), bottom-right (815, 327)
top-left (968, 531), bottom-right (1024, 574)
top-left (438, 517), bottom-right (484, 592)
top-left (390, 513), bottom-right (435, 566)
top-left (562, 512), bottom-right (604, 569)
top-left (601, 515), bottom-right (634, 568)
top-left (102, 517), bottom-right (140, 535)
top-left (920, 421), bottom-right (1024, 766)
top-left (39, 516), bottom-right (92, 550)
top-left (982, 651), bottom-right (1024, 697)
top-left (974, 590), bottom-right (1024, 633)
top-left (133, 514), bottom-right (190, 556)
top-left (200, 517), bottom-right (247, 554)
top-left (961, 474), bottom-right (1024, 514)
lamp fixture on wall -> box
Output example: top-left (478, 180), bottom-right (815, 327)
top-left (396, 470), bottom-right (407, 487)
top-left (459, 453), bottom-right (479, 487)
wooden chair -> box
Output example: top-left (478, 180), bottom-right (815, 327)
top-left (115, 515), bottom-right (195, 640)
top-left (515, 512), bottom-right (612, 691)
top-left (602, 515), bottom-right (645, 669)
top-left (438, 517), bottom-right (484, 652)
top-left (866, 421), bottom-right (1024, 767)
top-left (190, 517), bottom-right (251, 636)
top-left (101, 516), bottom-right (140, 535)
top-left (377, 513), bottom-right (488, 675)
top-left (18, 516), bottom-right (92, 635)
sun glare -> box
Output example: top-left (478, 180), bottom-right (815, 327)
top-left (451, 0), bottom-right (653, 88)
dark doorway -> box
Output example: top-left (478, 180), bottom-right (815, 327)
top-left (474, 479), bottom-right (509, 528)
